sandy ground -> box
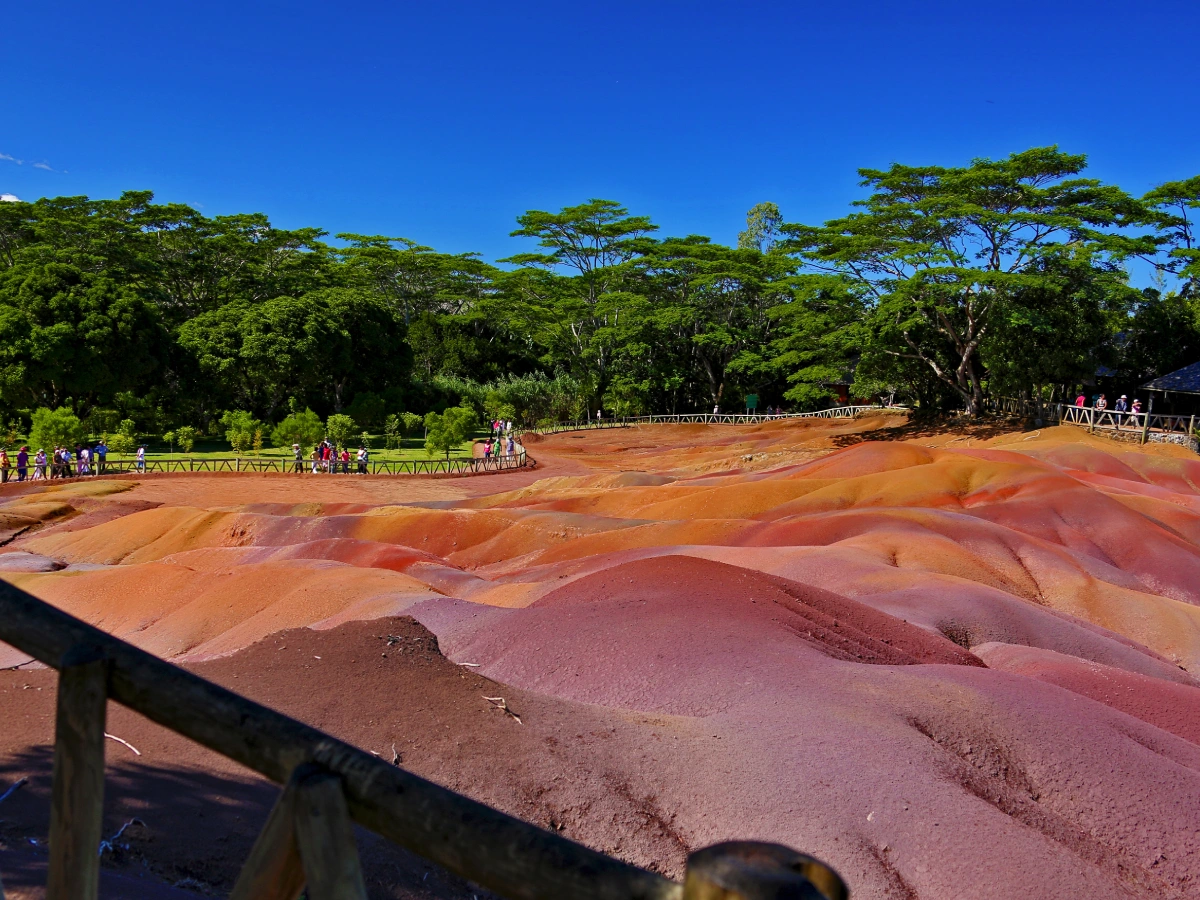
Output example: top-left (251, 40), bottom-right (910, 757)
top-left (2, 411), bottom-right (1200, 898)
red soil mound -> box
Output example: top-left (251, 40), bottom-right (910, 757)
top-left (6, 418), bottom-right (1200, 898)
top-left (973, 642), bottom-right (1200, 745)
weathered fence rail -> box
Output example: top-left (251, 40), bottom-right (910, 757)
top-left (0, 582), bottom-right (847, 900)
top-left (987, 397), bottom-right (1196, 446)
top-left (523, 406), bottom-right (905, 436)
top-left (3, 451), bottom-right (530, 482)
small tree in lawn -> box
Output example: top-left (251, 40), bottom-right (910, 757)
top-left (252, 427), bottom-right (265, 456)
top-left (325, 413), bottom-right (357, 451)
top-left (174, 426), bottom-right (197, 454)
top-left (106, 420), bottom-right (138, 456)
top-left (401, 411), bottom-right (423, 438)
top-left (29, 407), bottom-right (85, 451)
top-left (220, 410), bottom-right (261, 455)
top-left (424, 406), bottom-right (476, 460)
top-left (271, 409), bottom-right (324, 451)
top-left (383, 414), bottom-right (404, 449)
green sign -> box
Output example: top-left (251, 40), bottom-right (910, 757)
top-left (746, 394), bottom-right (758, 410)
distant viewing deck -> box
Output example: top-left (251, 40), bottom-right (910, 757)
top-left (990, 397), bottom-right (1198, 449)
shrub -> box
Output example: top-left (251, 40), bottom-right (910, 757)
top-left (271, 409), bottom-right (324, 451)
top-left (174, 425), bottom-right (197, 454)
top-left (325, 413), bottom-right (357, 450)
top-left (29, 407), bottom-right (85, 450)
top-left (220, 410), bottom-right (262, 455)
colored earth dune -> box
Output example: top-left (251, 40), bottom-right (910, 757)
top-left (2, 412), bottom-right (1200, 899)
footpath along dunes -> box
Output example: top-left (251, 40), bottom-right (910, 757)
top-left (2, 412), bottom-right (1200, 898)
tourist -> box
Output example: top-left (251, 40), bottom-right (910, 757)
top-left (33, 449), bottom-right (46, 480)
top-left (1129, 398), bottom-right (1142, 423)
top-left (1075, 393), bottom-right (1086, 407)
top-left (340, 447), bottom-right (351, 474)
top-left (1095, 394), bottom-right (1107, 411)
top-left (80, 445), bottom-right (91, 475)
top-left (484, 437), bottom-right (493, 461)
top-left (0, 449), bottom-right (8, 484)
top-left (292, 443), bottom-right (303, 473)
top-left (1114, 395), bottom-right (1128, 413)
top-left (136, 445), bottom-right (146, 473)
top-left (357, 445), bottom-right (368, 475)
top-left (310, 446), bottom-right (320, 474)
top-left (506, 435), bottom-right (515, 456)
top-left (94, 439), bottom-right (107, 474)
top-left (16, 446), bottom-right (28, 482)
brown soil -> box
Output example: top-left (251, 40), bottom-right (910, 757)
top-left (0, 617), bottom-right (689, 899)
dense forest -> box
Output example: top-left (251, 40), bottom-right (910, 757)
top-left (0, 146), bottom-right (1197, 442)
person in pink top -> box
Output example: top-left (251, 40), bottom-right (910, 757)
top-left (1075, 393), bottom-right (1086, 407)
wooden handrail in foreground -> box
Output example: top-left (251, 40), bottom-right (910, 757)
top-left (0, 582), bottom-right (847, 900)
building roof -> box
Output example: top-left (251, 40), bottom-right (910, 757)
top-left (1142, 361), bottom-right (1200, 394)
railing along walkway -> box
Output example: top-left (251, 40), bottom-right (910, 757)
top-left (0, 584), bottom-right (847, 900)
top-left (524, 406), bottom-right (905, 436)
top-left (3, 452), bottom-right (530, 482)
top-left (988, 397), bottom-right (1196, 443)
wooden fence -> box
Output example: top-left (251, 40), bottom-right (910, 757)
top-left (0, 583), bottom-right (847, 900)
top-left (987, 397), bottom-right (1196, 444)
top-left (6, 452), bottom-right (530, 481)
top-left (523, 406), bottom-right (903, 435)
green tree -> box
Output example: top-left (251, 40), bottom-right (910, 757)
top-left (401, 411), bottom-right (424, 435)
top-left (174, 425), bottom-right (198, 454)
top-left (325, 413), bottom-right (357, 450)
top-left (220, 409), bottom-right (261, 455)
top-left (271, 408), bottom-right (325, 450)
top-left (1144, 176), bottom-right (1200, 296)
top-left (737, 202), bottom-right (783, 253)
top-left (504, 200), bottom-right (657, 394)
top-left (29, 406), bottom-right (85, 450)
top-left (784, 147), bottom-right (1149, 415)
top-left (424, 406), bottom-right (476, 459)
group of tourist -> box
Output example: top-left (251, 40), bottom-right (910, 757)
top-left (482, 434), bottom-right (517, 459)
top-left (0, 442), bottom-right (147, 483)
top-left (1075, 392), bottom-right (1143, 421)
top-left (300, 440), bottom-right (371, 475)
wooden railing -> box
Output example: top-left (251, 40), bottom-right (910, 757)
top-left (987, 397), bottom-right (1197, 444)
top-left (0, 583), bottom-right (848, 900)
top-left (523, 406), bottom-right (904, 435)
top-left (3, 451), bottom-right (530, 482)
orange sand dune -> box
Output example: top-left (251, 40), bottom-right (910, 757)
top-left (3, 414), bottom-right (1200, 899)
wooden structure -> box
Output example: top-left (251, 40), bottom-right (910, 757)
top-left (22, 451), bottom-right (530, 480)
top-left (988, 396), bottom-right (1196, 445)
top-left (523, 406), bottom-right (904, 436)
top-left (0, 582), bottom-right (847, 900)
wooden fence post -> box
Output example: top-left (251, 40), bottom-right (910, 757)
top-left (292, 766), bottom-right (368, 900)
top-left (47, 645), bottom-right (110, 900)
top-left (682, 842), bottom-right (846, 900)
top-left (228, 778), bottom-right (304, 900)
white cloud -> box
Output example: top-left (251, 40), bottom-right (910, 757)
top-left (1, 193), bottom-right (21, 203)
top-left (33, 162), bottom-right (53, 171)
top-left (0, 153), bottom-right (22, 165)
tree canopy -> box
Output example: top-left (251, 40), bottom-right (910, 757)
top-left (0, 147), bottom-right (1194, 439)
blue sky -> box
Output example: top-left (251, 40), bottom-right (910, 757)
top-left (3, 0), bottom-right (1198, 264)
